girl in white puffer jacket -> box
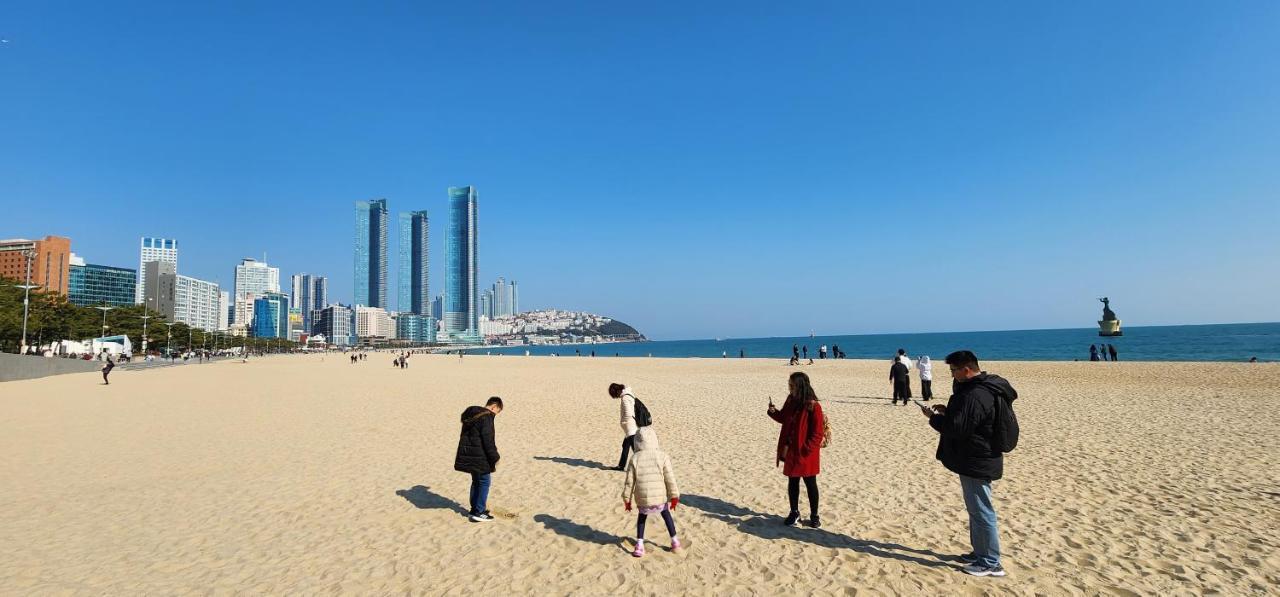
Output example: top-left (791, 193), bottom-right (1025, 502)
top-left (621, 426), bottom-right (682, 557)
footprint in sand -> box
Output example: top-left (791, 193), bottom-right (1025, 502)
top-left (489, 508), bottom-right (518, 520)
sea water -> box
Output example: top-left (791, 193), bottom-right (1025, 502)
top-left (485, 322), bottom-right (1280, 362)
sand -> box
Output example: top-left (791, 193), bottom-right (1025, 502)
top-left (1, 354), bottom-right (1277, 595)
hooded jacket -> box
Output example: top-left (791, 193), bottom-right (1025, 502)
top-left (916, 356), bottom-right (933, 381)
top-left (621, 427), bottom-right (680, 508)
top-left (454, 406), bottom-right (500, 475)
top-left (616, 388), bottom-right (638, 437)
top-left (928, 373), bottom-right (1017, 481)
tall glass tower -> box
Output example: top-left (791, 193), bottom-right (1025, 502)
top-left (398, 210), bottom-right (429, 315)
top-left (354, 199), bottom-right (388, 308)
top-left (444, 186), bottom-right (479, 341)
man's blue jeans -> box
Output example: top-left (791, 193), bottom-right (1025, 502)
top-left (959, 475), bottom-right (1001, 567)
top-left (469, 473), bottom-right (491, 515)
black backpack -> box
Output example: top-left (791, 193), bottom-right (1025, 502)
top-left (986, 387), bottom-right (1019, 453)
top-left (633, 396), bottom-right (653, 428)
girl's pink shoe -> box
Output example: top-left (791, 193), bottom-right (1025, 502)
top-left (670, 538), bottom-right (684, 553)
top-left (631, 541), bottom-right (645, 558)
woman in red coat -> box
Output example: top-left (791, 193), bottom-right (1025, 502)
top-left (768, 371), bottom-right (826, 528)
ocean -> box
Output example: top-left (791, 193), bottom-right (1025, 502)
top-left (483, 322), bottom-right (1280, 362)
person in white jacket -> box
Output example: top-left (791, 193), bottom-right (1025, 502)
top-left (621, 426), bottom-right (682, 557)
top-left (609, 383), bottom-right (639, 470)
top-left (916, 355), bottom-right (934, 401)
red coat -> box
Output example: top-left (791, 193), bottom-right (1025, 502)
top-left (768, 396), bottom-right (824, 477)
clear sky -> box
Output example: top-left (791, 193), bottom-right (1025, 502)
top-left (2, 2), bottom-right (1278, 340)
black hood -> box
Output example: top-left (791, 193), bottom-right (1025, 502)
top-left (461, 405), bottom-right (491, 424)
top-left (968, 372), bottom-right (1018, 404)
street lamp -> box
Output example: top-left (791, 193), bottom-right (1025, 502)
top-left (94, 305), bottom-right (115, 356)
top-left (163, 322), bottom-right (176, 357)
top-left (138, 312), bottom-right (153, 356)
top-left (14, 248), bottom-right (37, 354)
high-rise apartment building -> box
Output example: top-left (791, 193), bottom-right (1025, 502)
top-left (394, 314), bottom-right (436, 344)
top-left (443, 186), bottom-right (479, 342)
top-left (355, 305), bottom-right (395, 340)
top-left (290, 273), bottom-right (328, 332)
top-left (175, 275), bottom-right (223, 332)
top-left (233, 257), bottom-right (280, 325)
top-left (68, 255), bottom-right (136, 307)
top-left (313, 304), bottom-right (354, 347)
top-left (0, 236), bottom-right (73, 296)
top-left (398, 210), bottom-right (429, 315)
top-left (218, 291), bottom-right (230, 331)
top-left (141, 261), bottom-right (178, 319)
top-left (354, 199), bottom-right (388, 308)
top-left (480, 289), bottom-right (493, 321)
top-left (432, 294), bottom-right (443, 320)
top-left (135, 237), bottom-right (178, 304)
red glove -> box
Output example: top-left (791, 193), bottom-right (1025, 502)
top-left (624, 501), bottom-right (632, 512)
top-left (669, 497), bottom-right (679, 510)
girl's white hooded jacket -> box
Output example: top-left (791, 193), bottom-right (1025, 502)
top-left (621, 427), bottom-right (680, 508)
top-left (616, 387), bottom-right (638, 437)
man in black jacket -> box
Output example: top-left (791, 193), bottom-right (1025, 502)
top-left (454, 397), bottom-right (503, 522)
top-left (920, 350), bottom-right (1017, 577)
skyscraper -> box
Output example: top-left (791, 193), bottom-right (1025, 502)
top-left (135, 237), bottom-right (177, 304)
top-left (141, 261), bottom-right (177, 319)
top-left (290, 273), bottom-right (328, 333)
top-left (432, 294), bottom-right (443, 321)
top-left (354, 199), bottom-right (388, 308)
top-left (510, 280), bottom-right (519, 315)
top-left (398, 210), bottom-right (429, 315)
top-left (233, 258), bottom-right (280, 325)
top-left (444, 186), bottom-right (479, 342)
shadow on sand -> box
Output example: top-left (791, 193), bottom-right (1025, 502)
top-left (396, 485), bottom-right (469, 516)
top-left (533, 514), bottom-right (630, 553)
top-left (829, 395), bottom-right (921, 407)
top-left (680, 494), bottom-right (954, 569)
top-left (533, 456), bottom-right (612, 470)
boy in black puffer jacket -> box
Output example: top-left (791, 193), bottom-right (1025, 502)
top-left (455, 397), bottom-right (503, 522)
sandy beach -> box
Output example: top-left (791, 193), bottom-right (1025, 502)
top-left (1, 354), bottom-right (1277, 595)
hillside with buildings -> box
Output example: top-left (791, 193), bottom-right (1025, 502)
top-left (480, 309), bottom-right (644, 346)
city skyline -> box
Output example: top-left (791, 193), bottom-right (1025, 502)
top-left (3, 4), bottom-right (1279, 339)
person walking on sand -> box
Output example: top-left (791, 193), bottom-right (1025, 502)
top-left (802, 345), bottom-right (808, 361)
top-left (622, 426), bottom-right (683, 557)
top-left (610, 383), bottom-right (640, 471)
top-left (916, 355), bottom-right (934, 401)
top-left (767, 372), bottom-right (826, 528)
top-left (919, 350), bottom-right (1018, 577)
top-left (1099, 345), bottom-right (1108, 361)
top-left (101, 354), bottom-right (115, 385)
top-left (890, 355), bottom-right (911, 405)
top-left (1089, 344), bottom-right (1099, 361)
top-left (819, 344), bottom-right (827, 359)
top-left (454, 396), bottom-right (504, 522)
top-left (1108, 344), bottom-right (1118, 362)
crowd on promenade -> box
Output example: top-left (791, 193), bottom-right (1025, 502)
top-left (448, 349), bottom-right (1020, 578)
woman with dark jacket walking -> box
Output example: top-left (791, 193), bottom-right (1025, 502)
top-left (454, 397), bottom-right (504, 522)
top-left (767, 372), bottom-right (826, 528)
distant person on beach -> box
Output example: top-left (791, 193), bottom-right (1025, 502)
top-left (101, 354), bottom-right (115, 385)
top-left (1100, 345), bottom-right (1108, 361)
top-left (610, 383), bottom-right (640, 471)
top-left (740, 349), bottom-right (745, 358)
top-left (802, 345), bottom-right (808, 360)
top-left (1108, 344), bottom-right (1118, 361)
top-left (890, 357), bottom-right (911, 405)
top-left (919, 350), bottom-right (1018, 577)
top-left (1249, 356), bottom-right (1258, 363)
top-left (1089, 344), bottom-right (1099, 361)
top-left (621, 426), bottom-right (683, 557)
top-left (819, 345), bottom-right (827, 359)
top-left (917, 355), bottom-right (934, 401)
top-left (453, 396), bottom-right (504, 522)
top-left (831, 344), bottom-right (840, 359)
top-left (767, 372), bottom-right (826, 528)
top-left (897, 348), bottom-right (912, 368)
top-left (791, 344), bottom-right (800, 366)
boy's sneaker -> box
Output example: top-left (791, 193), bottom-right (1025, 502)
top-left (631, 541), bottom-right (645, 558)
top-left (469, 512), bottom-right (494, 522)
top-left (670, 537), bottom-right (683, 553)
top-left (807, 515), bottom-right (821, 529)
top-left (961, 563), bottom-right (1006, 577)
top-left (783, 511), bottom-right (801, 527)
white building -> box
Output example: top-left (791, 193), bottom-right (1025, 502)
top-left (355, 306), bottom-right (395, 340)
top-left (479, 316), bottom-right (514, 336)
top-left (218, 291), bottom-right (230, 331)
top-left (135, 237), bottom-right (178, 304)
top-left (233, 257), bottom-right (280, 326)
top-left (175, 275), bottom-right (223, 332)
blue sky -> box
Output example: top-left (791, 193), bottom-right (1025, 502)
top-left (2, 2), bottom-right (1278, 339)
